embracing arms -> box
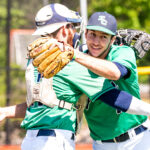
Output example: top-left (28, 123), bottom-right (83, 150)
top-left (74, 51), bottom-right (121, 80)
top-left (99, 89), bottom-right (150, 116)
top-left (0, 102), bottom-right (27, 122)
top-left (1, 90), bottom-right (150, 123)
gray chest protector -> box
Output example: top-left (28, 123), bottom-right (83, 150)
top-left (25, 60), bottom-right (57, 107)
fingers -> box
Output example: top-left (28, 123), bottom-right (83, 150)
top-left (33, 46), bottom-right (60, 67)
top-left (28, 38), bottom-right (57, 58)
top-left (29, 38), bottom-right (74, 78)
top-left (0, 108), bottom-right (6, 123)
top-left (27, 37), bottom-right (51, 52)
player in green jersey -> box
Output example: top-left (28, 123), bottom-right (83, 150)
top-left (0, 4), bottom-right (116, 150)
top-left (73, 12), bottom-right (150, 150)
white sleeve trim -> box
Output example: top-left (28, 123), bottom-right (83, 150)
top-left (126, 96), bottom-right (150, 116)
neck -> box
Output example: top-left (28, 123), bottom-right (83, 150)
top-left (98, 48), bottom-right (109, 59)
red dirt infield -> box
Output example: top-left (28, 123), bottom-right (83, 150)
top-left (0, 144), bottom-right (92, 150)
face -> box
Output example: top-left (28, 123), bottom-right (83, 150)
top-left (54, 23), bottom-right (76, 46)
top-left (85, 30), bottom-right (115, 58)
top-left (66, 24), bottom-right (76, 46)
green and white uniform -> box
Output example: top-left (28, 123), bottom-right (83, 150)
top-left (84, 45), bottom-right (147, 140)
top-left (21, 59), bottom-right (115, 133)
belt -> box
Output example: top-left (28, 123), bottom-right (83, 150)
top-left (36, 100), bottom-right (81, 111)
top-left (101, 125), bottom-right (147, 143)
top-left (37, 129), bottom-right (56, 137)
top-left (36, 129), bottom-right (75, 140)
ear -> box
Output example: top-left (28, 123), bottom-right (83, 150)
top-left (111, 36), bottom-right (116, 44)
top-left (62, 26), bottom-right (67, 37)
top-left (85, 29), bottom-right (88, 39)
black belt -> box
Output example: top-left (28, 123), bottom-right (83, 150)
top-left (37, 129), bottom-right (56, 137)
top-left (101, 125), bottom-right (147, 143)
top-left (31, 102), bottom-right (43, 107)
top-left (36, 129), bottom-right (75, 140)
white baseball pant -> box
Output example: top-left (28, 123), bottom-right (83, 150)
top-left (21, 129), bottom-right (75, 150)
top-left (93, 119), bottom-right (150, 150)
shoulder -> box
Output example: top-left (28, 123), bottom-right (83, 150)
top-left (110, 45), bottom-right (135, 54)
top-left (108, 45), bottom-right (137, 71)
top-left (56, 60), bottom-right (91, 78)
top-left (109, 45), bottom-right (136, 61)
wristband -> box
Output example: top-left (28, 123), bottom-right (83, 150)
top-left (72, 54), bottom-right (76, 60)
top-left (72, 49), bottom-right (78, 60)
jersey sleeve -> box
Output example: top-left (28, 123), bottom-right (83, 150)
top-left (66, 63), bottom-right (115, 102)
top-left (109, 45), bottom-right (137, 71)
top-left (76, 76), bottom-right (115, 102)
top-left (107, 45), bottom-right (140, 98)
top-left (53, 61), bottom-right (115, 103)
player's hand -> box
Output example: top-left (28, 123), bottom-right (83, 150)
top-left (28, 37), bottom-right (74, 78)
top-left (0, 108), bottom-right (6, 123)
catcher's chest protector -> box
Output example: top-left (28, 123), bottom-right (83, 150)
top-left (25, 59), bottom-right (56, 107)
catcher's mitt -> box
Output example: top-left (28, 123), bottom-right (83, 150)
top-left (114, 29), bottom-right (150, 59)
top-left (27, 37), bottom-right (74, 78)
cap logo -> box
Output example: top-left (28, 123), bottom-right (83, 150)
top-left (98, 16), bottom-right (107, 26)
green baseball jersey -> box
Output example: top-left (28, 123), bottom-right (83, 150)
top-left (84, 45), bottom-right (147, 140)
top-left (21, 60), bottom-right (114, 133)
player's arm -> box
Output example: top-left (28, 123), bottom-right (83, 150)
top-left (98, 89), bottom-right (150, 116)
top-left (0, 102), bottom-right (27, 122)
top-left (74, 51), bottom-right (128, 80)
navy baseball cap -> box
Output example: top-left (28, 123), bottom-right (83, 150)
top-left (33, 3), bottom-right (81, 35)
top-left (86, 12), bottom-right (117, 35)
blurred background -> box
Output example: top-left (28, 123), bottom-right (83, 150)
top-left (0, 0), bottom-right (150, 147)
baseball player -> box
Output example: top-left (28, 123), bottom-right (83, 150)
top-left (2, 4), bottom-right (118, 150)
top-left (73, 12), bottom-right (150, 150)
top-left (1, 4), bottom-right (150, 150)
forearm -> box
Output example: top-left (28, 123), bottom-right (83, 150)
top-left (0, 102), bottom-right (27, 119)
top-left (126, 97), bottom-right (150, 116)
top-left (74, 51), bottom-right (121, 80)
top-left (99, 89), bottom-right (150, 116)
